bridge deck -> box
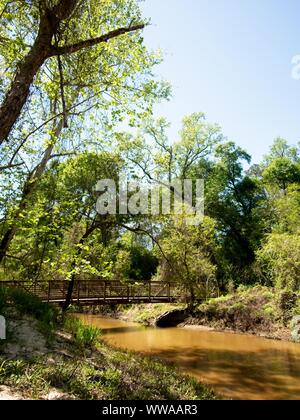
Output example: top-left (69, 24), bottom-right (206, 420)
top-left (0, 280), bottom-right (182, 306)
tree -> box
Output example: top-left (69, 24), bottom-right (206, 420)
top-left (264, 137), bottom-right (299, 163)
top-left (117, 112), bottom-right (223, 188)
top-left (155, 215), bottom-right (217, 302)
top-left (257, 233), bottom-right (300, 291)
top-left (0, 0), bottom-right (146, 145)
top-left (256, 187), bottom-right (300, 291)
top-left (0, 0), bottom-right (168, 264)
top-left (118, 232), bottom-right (158, 281)
top-left (262, 139), bottom-right (300, 193)
top-left (205, 142), bottom-right (265, 278)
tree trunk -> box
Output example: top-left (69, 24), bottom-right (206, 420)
top-left (63, 224), bottom-right (97, 311)
top-left (0, 13), bottom-right (55, 144)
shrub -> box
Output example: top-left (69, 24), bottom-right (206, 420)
top-left (8, 288), bottom-right (59, 328)
top-left (263, 304), bottom-right (276, 319)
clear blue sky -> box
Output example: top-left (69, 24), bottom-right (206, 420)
top-left (141, 0), bottom-right (300, 163)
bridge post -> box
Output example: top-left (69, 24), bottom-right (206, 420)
top-left (149, 282), bottom-right (151, 303)
top-left (104, 281), bottom-right (107, 302)
top-left (168, 283), bottom-right (170, 302)
top-left (47, 281), bottom-right (51, 304)
top-left (77, 280), bottom-right (80, 305)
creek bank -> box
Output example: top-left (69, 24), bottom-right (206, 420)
top-left (75, 303), bottom-right (187, 327)
top-left (182, 286), bottom-right (300, 342)
top-left (79, 286), bottom-right (300, 343)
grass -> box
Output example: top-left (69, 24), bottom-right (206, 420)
top-left (63, 317), bottom-right (100, 349)
top-left (0, 287), bottom-right (59, 345)
top-left (0, 347), bottom-right (216, 400)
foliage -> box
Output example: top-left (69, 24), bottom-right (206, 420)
top-left (155, 215), bottom-right (217, 300)
top-left (256, 188), bottom-right (300, 291)
top-left (0, 3), bottom-right (299, 309)
top-left (1, 132), bottom-right (299, 306)
top-left (205, 141), bottom-right (265, 276)
top-left (194, 285), bottom-right (281, 334)
top-left (257, 233), bottom-right (300, 291)
top-left (262, 157), bottom-right (300, 191)
top-left (2, 287), bottom-right (58, 328)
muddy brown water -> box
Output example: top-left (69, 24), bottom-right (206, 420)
top-left (77, 314), bottom-right (300, 400)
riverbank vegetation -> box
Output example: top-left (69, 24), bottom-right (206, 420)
top-left (0, 288), bottom-right (215, 400)
top-left (187, 286), bottom-right (300, 341)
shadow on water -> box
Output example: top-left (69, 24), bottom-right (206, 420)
top-left (101, 326), bottom-right (146, 335)
top-left (148, 347), bottom-right (300, 400)
top-left (77, 314), bottom-right (300, 400)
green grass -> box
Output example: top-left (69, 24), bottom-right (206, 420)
top-left (63, 317), bottom-right (101, 349)
top-left (190, 285), bottom-right (299, 339)
top-left (0, 348), bottom-right (216, 400)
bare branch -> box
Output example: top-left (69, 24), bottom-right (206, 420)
top-left (0, 162), bottom-right (25, 171)
top-left (49, 151), bottom-right (77, 160)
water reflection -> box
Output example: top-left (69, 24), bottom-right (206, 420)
top-left (77, 314), bottom-right (300, 400)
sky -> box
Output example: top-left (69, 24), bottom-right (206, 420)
top-left (140, 0), bottom-right (300, 163)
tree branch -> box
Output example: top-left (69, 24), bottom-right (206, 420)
top-left (0, 162), bottom-right (25, 171)
top-left (49, 151), bottom-right (77, 160)
top-left (48, 24), bottom-right (146, 57)
top-left (3, 89), bottom-right (105, 171)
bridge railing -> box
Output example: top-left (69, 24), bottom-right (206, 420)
top-left (0, 280), bottom-right (184, 305)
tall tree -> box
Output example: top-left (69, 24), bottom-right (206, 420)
top-left (262, 138), bottom-right (300, 192)
top-left (205, 142), bottom-right (264, 276)
top-left (117, 113), bottom-right (223, 185)
top-left (0, 0), bottom-right (167, 264)
top-left (0, 0), bottom-right (146, 145)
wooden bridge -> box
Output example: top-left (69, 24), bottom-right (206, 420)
top-left (0, 280), bottom-right (183, 306)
